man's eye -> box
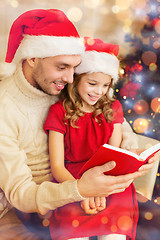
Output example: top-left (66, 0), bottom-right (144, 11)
top-left (58, 66), bottom-right (65, 70)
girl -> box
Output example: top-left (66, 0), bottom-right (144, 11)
top-left (44, 37), bottom-right (138, 240)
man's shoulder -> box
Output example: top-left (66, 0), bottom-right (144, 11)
top-left (0, 78), bottom-right (13, 104)
top-left (0, 79), bottom-right (13, 99)
top-left (0, 78), bottom-right (21, 115)
top-left (0, 77), bottom-right (11, 94)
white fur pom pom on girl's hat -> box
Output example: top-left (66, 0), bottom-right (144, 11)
top-left (75, 36), bottom-right (120, 85)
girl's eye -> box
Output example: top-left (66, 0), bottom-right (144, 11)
top-left (89, 83), bottom-right (96, 86)
top-left (104, 84), bottom-right (109, 87)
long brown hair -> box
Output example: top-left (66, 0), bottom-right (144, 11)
top-left (60, 73), bottom-right (115, 128)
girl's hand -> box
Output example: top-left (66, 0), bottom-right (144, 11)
top-left (80, 197), bottom-right (106, 215)
top-left (80, 197), bottom-right (98, 215)
top-left (95, 196), bottom-right (106, 211)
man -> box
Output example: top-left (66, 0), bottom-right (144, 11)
top-left (0, 9), bottom-right (157, 240)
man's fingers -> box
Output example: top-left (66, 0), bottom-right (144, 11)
top-left (109, 179), bottom-right (133, 195)
top-left (93, 161), bottom-right (116, 174)
top-left (110, 188), bottom-right (126, 195)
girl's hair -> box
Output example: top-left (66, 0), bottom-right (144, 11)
top-left (60, 73), bottom-right (115, 128)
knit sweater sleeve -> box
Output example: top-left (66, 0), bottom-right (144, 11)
top-left (0, 95), bottom-right (84, 215)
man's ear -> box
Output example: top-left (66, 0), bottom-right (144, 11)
top-left (26, 58), bottom-right (39, 67)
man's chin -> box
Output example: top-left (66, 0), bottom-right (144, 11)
top-left (46, 89), bottom-right (62, 96)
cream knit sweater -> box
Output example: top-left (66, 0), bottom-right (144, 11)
top-left (0, 64), bottom-right (84, 218)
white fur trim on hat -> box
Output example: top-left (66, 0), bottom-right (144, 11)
top-left (75, 51), bottom-right (119, 85)
top-left (0, 62), bottom-right (16, 79)
top-left (14, 35), bottom-right (85, 63)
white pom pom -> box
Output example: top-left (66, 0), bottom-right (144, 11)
top-left (109, 88), bottom-right (114, 97)
top-left (0, 62), bottom-right (16, 79)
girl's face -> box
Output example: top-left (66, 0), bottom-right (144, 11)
top-left (77, 72), bottom-right (111, 112)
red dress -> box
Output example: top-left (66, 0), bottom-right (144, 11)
top-left (44, 100), bottom-right (138, 240)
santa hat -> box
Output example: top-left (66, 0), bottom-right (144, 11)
top-left (0, 9), bottom-right (84, 79)
top-left (75, 37), bottom-right (119, 85)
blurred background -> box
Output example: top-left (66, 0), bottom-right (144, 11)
top-left (0, 0), bottom-right (160, 205)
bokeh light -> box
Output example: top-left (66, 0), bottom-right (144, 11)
top-left (67, 7), bottom-right (83, 22)
top-left (84, 0), bottom-right (105, 8)
top-left (112, 5), bottom-right (120, 14)
top-left (153, 41), bottom-right (160, 49)
top-left (123, 25), bottom-right (131, 33)
top-left (110, 224), bottom-right (117, 233)
top-left (42, 218), bottom-right (50, 227)
top-left (154, 197), bottom-right (160, 205)
top-left (144, 211), bottom-right (153, 220)
top-left (149, 63), bottom-right (157, 71)
top-left (131, 0), bottom-right (146, 10)
top-left (115, 0), bottom-right (131, 10)
top-left (85, 37), bottom-right (95, 46)
top-left (133, 118), bottom-right (149, 133)
top-left (142, 51), bottom-right (157, 66)
top-left (117, 216), bottom-right (133, 231)
top-left (72, 219), bottom-right (79, 228)
top-left (133, 99), bottom-right (149, 114)
top-left (10, 0), bottom-right (19, 8)
top-left (151, 97), bottom-right (160, 113)
top-left (101, 216), bottom-right (108, 224)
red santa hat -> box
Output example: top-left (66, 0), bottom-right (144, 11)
top-left (0, 9), bottom-right (84, 79)
top-left (75, 37), bottom-right (119, 85)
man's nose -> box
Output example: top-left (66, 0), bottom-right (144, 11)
top-left (62, 69), bottom-right (74, 84)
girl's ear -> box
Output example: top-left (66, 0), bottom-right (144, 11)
top-left (26, 58), bottom-right (39, 68)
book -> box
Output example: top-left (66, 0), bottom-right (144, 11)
top-left (78, 142), bottom-right (160, 176)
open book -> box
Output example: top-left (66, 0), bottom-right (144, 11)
top-left (78, 142), bottom-right (160, 176)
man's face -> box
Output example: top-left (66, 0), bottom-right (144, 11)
top-left (31, 55), bottom-right (81, 95)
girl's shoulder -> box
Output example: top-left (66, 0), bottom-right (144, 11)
top-left (49, 100), bottom-right (65, 113)
top-left (111, 99), bottom-right (122, 110)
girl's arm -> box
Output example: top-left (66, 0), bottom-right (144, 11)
top-left (108, 123), bottom-right (122, 148)
top-left (49, 130), bottom-right (105, 215)
top-left (49, 130), bottom-right (75, 183)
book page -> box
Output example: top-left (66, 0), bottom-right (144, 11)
top-left (139, 143), bottom-right (160, 160)
top-left (103, 143), bottom-right (141, 160)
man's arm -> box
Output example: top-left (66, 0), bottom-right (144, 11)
top-left (0, 97), bottom-right (84, 216)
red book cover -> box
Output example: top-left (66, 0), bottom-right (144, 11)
top-left (78, 143), bottom-right (160, 176)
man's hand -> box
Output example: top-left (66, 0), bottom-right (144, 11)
top-left (77, 161), bottom-right (138, 198)
top-left (138, 152), bottom-right (159, 174)
top-left (77, 151), bottom-right (159, 198)
top-left (130, 148), bottom-right (159, 175)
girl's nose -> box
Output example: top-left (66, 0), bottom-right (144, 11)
top-left (95, 87), bottom-right (103, 95)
